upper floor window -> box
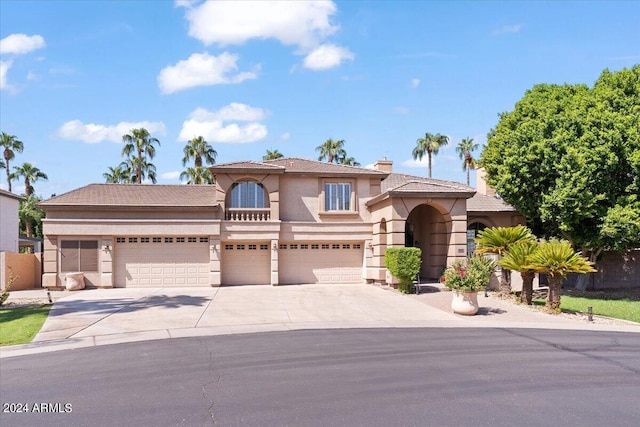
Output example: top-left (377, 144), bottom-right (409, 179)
top-left (324, 182), bottom-right (351, 211)
top-left (230, 181), bottom-right (266, 208)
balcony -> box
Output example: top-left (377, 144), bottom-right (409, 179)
top-left (226, 208), bottom-right (271, 221)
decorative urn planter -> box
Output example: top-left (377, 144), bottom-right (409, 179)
top-left (450, 289), bottom-right (479, 315)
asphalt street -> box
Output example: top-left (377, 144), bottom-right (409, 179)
top-left (1, 328), bottom-right (639, 427)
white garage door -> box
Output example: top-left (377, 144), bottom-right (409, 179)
top-left (221, 242), bottom-right (271, 285)
top-left (279, 242), bottom-right (363, 284)
top-left (114, 237), bottom-right (210, 287)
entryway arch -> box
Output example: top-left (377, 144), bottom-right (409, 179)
top-left (405, 203), bottom-right (451, 279)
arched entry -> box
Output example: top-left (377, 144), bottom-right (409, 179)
top-left (406, 204), bottom-right (450, 279)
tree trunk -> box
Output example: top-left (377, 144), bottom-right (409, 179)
top-left (466, 163), bottom-right (470, 186)
top-left (25, 220), bottom-right (33, 238)
top-left (546, 276), bottom-right (562, 312)
top-left (4, 151), bottom-right (11, 192)
top-left (499, 268), bottom-right (512, 295)
top-left (521, 270), bottom-right (535, 305)
top-left (428, 151), bottom-right (432, 178)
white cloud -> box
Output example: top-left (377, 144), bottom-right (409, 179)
top-left (179, 103), bottom-right (268, 144)
top-left (174, 0), bottom-right (198, 8)
top-left (303, 44), bottom-right (354, 70)
top-left (493, 24), bottom-right (522, 35)
top-left (0, 60), bottom-right (11, 90)
top-left (280, 132), bottom-right (291, 141)
top-left (185, 0), bottom-right (337, 49)
top-left (161, 171), bottom-right (181, 180)
top-left (0, 34), bottom-right (46, 55)
top-left (402, 158), bottom-right (429, 168)
top-left (56, 120), bottom-right (167, 144)
top-left (158, 52), bottom-right (258, 94)
top-left (26, 71), bottom-right (39, 81)
top-left (410, 78), bottom-right (420, 88)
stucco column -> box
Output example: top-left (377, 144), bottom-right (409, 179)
top-left (42, 236), bottom-right (59, 288)
top-left (448, 217), bottom-right (468, 264)
top-left (209, 237), bottom-right (221, 287)
top-left (100, 237), bottom-right (114, 288)
top-left (270, 239), bottom-right (279, 286)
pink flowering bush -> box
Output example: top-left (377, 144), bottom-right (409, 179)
top-left (441, 256), bottom-right (496, 292)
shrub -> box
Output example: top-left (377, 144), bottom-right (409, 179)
top-left (441, 256), bottom-right (496, 292)
top-left (385, 247), bottom-right (422, 293)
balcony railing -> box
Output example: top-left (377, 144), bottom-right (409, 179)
top-left (226, 208), bottom-right (271, 221)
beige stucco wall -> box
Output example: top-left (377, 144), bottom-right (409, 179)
top-left (1, 252), bottom-right (42, 290)
top-left (0, 194), bottom-right (20, 253)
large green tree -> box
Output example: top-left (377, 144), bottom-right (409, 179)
top-left (263, 149), bottom-right (284, 160)
top-left (316, 138), bottom-right (346, 163)
top-left (121, 128), bottom-right (160, 184)
top-left (455, 137), bottom-right (478, 186)
top-left (11, 162), bottom-right (48, 196)
top-left (103, 165), bottom-right (133, 184)
top-left (180, 167), bottom-right (212, 185)
top-left (481, 66), bottom-right (640, 256)
top-left (412, 132), bottom-right (449, 178)
top-left (1, 132), bottom-right (24, 192)
top-left (19, 194), bottom-right (45, 239)
top-left (182, 136), bottom-right (217, 168)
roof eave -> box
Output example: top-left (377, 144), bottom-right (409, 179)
top-left (38, 204), bottom-right (220, 211)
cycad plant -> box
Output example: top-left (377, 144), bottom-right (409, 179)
top-left (526, 238), bottom-right (595, 312)
top-left (499, 240), bottom-right (539, 305)
top-left (475, 225), bottom-right (536, 295)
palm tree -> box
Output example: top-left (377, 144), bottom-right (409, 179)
top-left (119, 158), bottom-right (157, 184)
top-left (455, 137), bottom-right (479, 186)
top-left (180, 167), bottom-right (213, 184)
top-left (121, 128), bottom-right (160, 184)
top-left (182, 136), bottom-right (217, 168)
top-left (103, 165), bottom-right (133, 184)
top-left (316, 138), bottom-right (346, 163)
top-left (339, 156), bottom-right (360, 166)
top-left (475, 225), bottom-right (536, 295)
top-left (526, 239), bottom-right (596, 312)
top-left (19, 194), bottom-right (45, 238)
top-left (263, 149), bottom-right (284, 160)
top-left (499, 241), bottom-right (539, 305)
top-left (10, 162), bottom-right (48, 196)
top-left (1, 132), bottom-right (24, 192)
top-left (412, 132), bottom-right (449, 178)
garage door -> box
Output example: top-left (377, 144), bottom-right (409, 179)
top-left (221, 242), bottom-right (271, 285)
top-left (279, 242), bottom-right (363, 284)
top-left (114, 237), bottom-right (210, 287)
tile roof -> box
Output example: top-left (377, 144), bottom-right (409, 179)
top-left (467, 192), bottom-right (518, 212)
top-left (38, 184), bottom-right (219, 208)
top-left (382, 173), bottom-right (474, 194)
top-left (264, 157), bottom-right (389, 176)
top-left (209, 160), bottom-right (286, 172)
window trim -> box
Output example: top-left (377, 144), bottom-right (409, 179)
top-left (320, 178), bottom-right (357, 214)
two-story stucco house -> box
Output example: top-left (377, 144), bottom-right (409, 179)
top-left (38, 158), bottom-right (523, 288)
top-left (0, 189), bottom-right (23, 253)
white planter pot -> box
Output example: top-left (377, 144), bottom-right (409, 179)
top-left (450, 290), bottom-right (479, 315)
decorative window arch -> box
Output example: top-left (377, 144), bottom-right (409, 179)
top-left (228, 181), bottom-right (267, 209)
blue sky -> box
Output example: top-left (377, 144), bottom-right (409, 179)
top-left (1, 0), bottom-right (638, 198)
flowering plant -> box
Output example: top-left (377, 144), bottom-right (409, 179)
top-left (441, 256), bottom-right (496, 291)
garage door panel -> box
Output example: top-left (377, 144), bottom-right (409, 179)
top-left (279, 242), bottom-right (363, 284)
top-left (221, 242), bottom-right (270, 286)
top-left (114, 238), bottom-right (210, 287)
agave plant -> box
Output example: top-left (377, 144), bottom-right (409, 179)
top-left (475, 225), bottom-right (536, 295)
top-left (499, 241), bottom-right (539, 305)
top-left (526, 238), bottom-right (596, 312)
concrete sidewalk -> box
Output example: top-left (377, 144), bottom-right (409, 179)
top-left (2, 283), bottom-right (639, 358)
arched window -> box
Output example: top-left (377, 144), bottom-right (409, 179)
top-left (230, 181), bottom-right (266, 208)
top-left (467, 222), bottom-right (487, 255)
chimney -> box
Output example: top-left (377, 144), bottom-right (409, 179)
top-left (373, 157), bottom-right (393, 173)
top-left (476, 167), bottom-right (496, 196)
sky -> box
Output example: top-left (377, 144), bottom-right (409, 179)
top-left (1, 0), bottom-right (639, 199)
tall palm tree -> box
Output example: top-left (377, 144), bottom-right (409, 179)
top-left (316, 138), bottom-right (346, 163)
top-left (475, 225), bottom-right (536, 295)
top-left (499, 241), bottom-right (539, 305)
top-left (263, 149), bottom-right (284, 160)
top-left (103, 165), bottom-right (133, 183)
top-left (19, 194), bottom-right (45, 238)
top-left (119, 158), bottom-right (157, 184)
top-left (182, 136), bottom-right (217, 168)
top-left (10, 162), bottom-right (48, 196)
top-left (526, 239), bottom-right (595, 312)
top-left (121, 128), bottom-right (160, 184)
top-left (455, 137), bottom-right (479, 186)
top-left (1, 132), bottom-right (24, 192)
top-left (412, 132), bottom-right (449, 178)
top-left (180, 167), bottom-right (213, 184)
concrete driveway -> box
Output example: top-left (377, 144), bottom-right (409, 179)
top-left (2, 283), bottom-right (638, 358)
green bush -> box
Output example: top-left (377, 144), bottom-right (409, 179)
top-left (441, 255), bottom-right (496, 292)
top-left (385, 247), bottom-right (422, 293)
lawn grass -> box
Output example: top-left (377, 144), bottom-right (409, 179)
top-left (534, 296), bottom-right (640, 323)
top-left (0, 304), bottom-right (52, 346)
